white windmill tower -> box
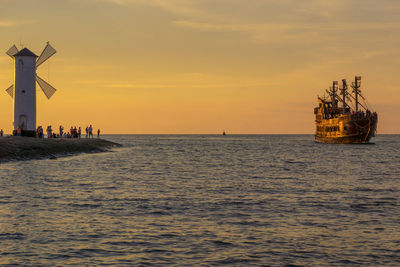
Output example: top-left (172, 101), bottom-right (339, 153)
top-left (5, 42), bottom-right (57, 136)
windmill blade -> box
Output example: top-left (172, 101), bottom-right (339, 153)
top-left (36, 42), bottom-right (56, 67)
top-left (37, 75), bottom-right (56, 99)
top-left (5, 85), bottom-right (14, 98)
top-left (6, 45), bottom-right (18, 58)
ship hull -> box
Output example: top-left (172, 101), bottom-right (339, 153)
top-left (315, 134), bottom-right (373, 144)
top-left (315, 113), bottom-right (377, 144)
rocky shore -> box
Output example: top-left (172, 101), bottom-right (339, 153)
top-left (0, 137), bottom-right (121, 163)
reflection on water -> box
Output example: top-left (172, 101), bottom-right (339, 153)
top-left (0, 135), bottom-right (399, 265)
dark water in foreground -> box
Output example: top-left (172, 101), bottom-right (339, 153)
top-left (0, 135), bottom-right (399, 266)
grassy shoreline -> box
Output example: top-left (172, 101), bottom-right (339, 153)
top-left (0, 137), bottom-right (121, 163)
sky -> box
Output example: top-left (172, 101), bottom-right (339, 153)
top-left (0, 0), bottom-right (399, 134)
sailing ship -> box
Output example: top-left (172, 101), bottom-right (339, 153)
top-left (314, 76), bottom-right (378, 144)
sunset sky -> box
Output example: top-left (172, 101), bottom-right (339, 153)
top-left (1, 0), bottom-right (399, 134)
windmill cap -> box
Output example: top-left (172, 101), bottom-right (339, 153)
top-left (13, 48), bottom-right (38, 57)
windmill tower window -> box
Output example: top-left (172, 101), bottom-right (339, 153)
top-left (18, 59), bottom-right (24, 71)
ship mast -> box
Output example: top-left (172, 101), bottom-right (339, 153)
top-left (332, 81), bottom-right (338, 108)
top-left (352, 76), bottom-right (362, 112)
top-left (341, 79), bottom-right (347, 110)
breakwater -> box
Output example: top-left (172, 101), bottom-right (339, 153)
top-left (0, 137), bottom-right (121, 162)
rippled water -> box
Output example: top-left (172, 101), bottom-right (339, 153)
top-left (0, 135), bottom-right (399, 266)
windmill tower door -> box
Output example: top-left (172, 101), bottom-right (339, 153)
top-left (19, 115), bottom-right (27, 130)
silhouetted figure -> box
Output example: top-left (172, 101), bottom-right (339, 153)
top-left (47, 126), bottom-right (52, 138)
top-left (37, 126), bottom-right (44, 138)
top-left (0, 129), bottom-right (3, 137)
top-left (89, 125), bottom-right (93, 138)
top-left (97, 129), bottom-right (100, 138)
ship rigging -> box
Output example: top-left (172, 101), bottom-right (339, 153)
top-left (314, 76), bottom-right (378, 144)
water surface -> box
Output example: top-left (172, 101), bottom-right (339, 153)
top-left (0, 135), bottom-right (399, 265)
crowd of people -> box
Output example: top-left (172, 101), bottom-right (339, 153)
top-left (36, 125), bottom-right (101, 139)
top-left (0, 125), bottom-right (102, 138)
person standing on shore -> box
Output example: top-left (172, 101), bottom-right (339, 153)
top-left (0, 129), bottom-right (3, 137)
top-left (59, 125), bottom-right (64, 138)
top-left (89, 125), bottom-right (93, 138)
top-left (97, 129), bottom-right (100, 138)
top-left (47, 126), bottom-right (52, 138)
top-left (37, 126), bottom-right (43, 138)
top-left (78, 127), bottom-right (81, 139)
top-left (85, 126), bottom-right (88, 138)
top-left (17, 127), bottom-right (21, 136)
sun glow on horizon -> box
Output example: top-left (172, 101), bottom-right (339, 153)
top-left (1, 0), bottom-right (400, 134)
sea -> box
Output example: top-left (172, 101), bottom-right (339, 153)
top-left (0, 134), bottom-right (399, 266)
